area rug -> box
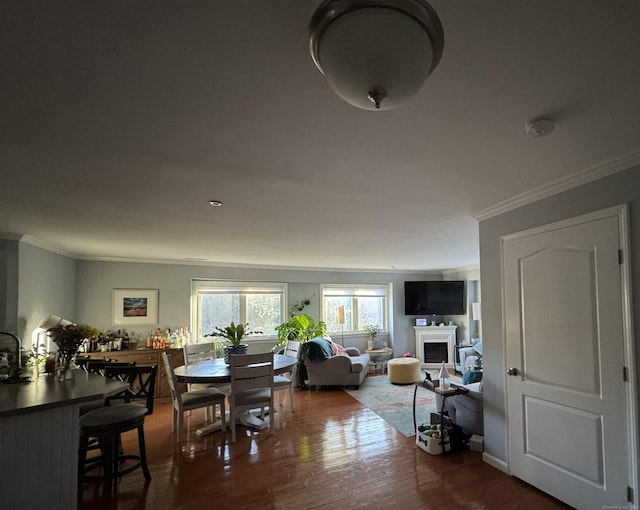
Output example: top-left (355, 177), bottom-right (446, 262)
top-left (343, 373), bottom-right (460, 437)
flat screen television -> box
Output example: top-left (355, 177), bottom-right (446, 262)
top-left (404, 280), bottom-right (466, 315)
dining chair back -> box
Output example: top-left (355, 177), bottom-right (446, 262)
top-left (228, 352), bottom-right (274, 442)
top-left (182, 342), bottom-right (225, 391)
top-left (104, 365), bottom-right (158, 415)
top-left (161, 352), bottom-right (226, 441)
top-left (274, 340), bottom-right (300, 410)
top-left (86, 359), bottom-right (134, 376)
top-left (183, 342), bottom-right (217, 364)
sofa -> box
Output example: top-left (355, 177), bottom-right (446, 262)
top-left (436, 381), bottom-right (483, 436)
top-left (301, 337), bottom-right (370, 390)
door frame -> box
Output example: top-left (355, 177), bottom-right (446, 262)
top-left (500, 203), bottom-right (638, 500)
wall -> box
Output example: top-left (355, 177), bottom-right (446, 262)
top-left (75, 260), bottom-right (443, 356)
top-left (0, 238), bottom-right (18, 333)
top-left (0, 238), bottom-right (76, 344)
top-left (479, 165), bottom-right (640, 468)
top-left (17, 241), bottom-right (76, 345)
top-left (443, 266), bottom-right (481, 345)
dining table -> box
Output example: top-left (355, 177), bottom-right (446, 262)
top-left (173, 353), bottom-right (298, 436)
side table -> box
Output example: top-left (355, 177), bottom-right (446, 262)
top-left (413, 377), bottom-right (468, 454)
top-left (365, 348), bottom-right (393, 374)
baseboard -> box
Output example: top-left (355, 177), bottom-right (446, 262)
top-left (482, 452), bottom-right (509, 474)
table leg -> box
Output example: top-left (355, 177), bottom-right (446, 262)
top-left (194, 410), bottom-right (269, 437)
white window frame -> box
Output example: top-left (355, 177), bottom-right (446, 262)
top-left (321, 283), bottom-right (391, 335)
top-left (191, 280), bottom-right (287, 342)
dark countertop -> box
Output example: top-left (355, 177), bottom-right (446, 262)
top-left (0, 371), bottom-right (129, 418)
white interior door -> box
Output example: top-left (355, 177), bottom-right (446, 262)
top-left (502, 207), bottom-right (633, 509)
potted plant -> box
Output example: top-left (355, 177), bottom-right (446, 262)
top-left (364, 324), bottom-right (383, 349)
top-left (274, 314), bottom-right (327, 350)
top-left (21, 343), bottom-right (49, 378)
top-left (210, 322), bottom-right (250, 363)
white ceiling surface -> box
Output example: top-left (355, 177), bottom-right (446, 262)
top-left (2, 1), bottom-right (640, 271)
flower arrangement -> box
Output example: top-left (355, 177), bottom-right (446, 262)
top-left (48, 323), bottom-right (99, 358)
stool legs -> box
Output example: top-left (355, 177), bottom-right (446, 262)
top-left (137, 425), bottom-right (151, 481)
top-left (79, 423), bottom-right (150, 501)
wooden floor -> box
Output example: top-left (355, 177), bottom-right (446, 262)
top-left (78, 380), bottom-right (573, 510)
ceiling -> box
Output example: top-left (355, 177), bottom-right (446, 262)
top-left (2, 1), bottom-right (640, 271)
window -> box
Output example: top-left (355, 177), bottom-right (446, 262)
top-left (322, 284), bottom-right (390, 334)
top-left (192, 280), bottom-right (286, 341)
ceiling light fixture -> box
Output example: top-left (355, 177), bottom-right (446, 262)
top-left (309, 0), bottom-right (445, 111)
top-left (209, 200), bottom-right (223, 207)
top-left (525, 118), bottom-right (555, 137)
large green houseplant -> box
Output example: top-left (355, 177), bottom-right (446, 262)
top-left (274, 314), bottom-right (327, 350)
top-left (274, 313), bottom-right (327, 390)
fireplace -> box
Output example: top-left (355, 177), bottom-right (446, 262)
top-left (424, 342), bottom-right (448, 364)
top-left (413, 325), bottom-right (457, 369)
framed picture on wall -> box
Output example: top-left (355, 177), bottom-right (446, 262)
top-left (112, 288), bottom-right (159, 326)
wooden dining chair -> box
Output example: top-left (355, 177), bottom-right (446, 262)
top-left (228, 352), bottom-right (275, 442)
top-left (183, 342), bottom-right (217, 364)
top-left (274, 340), bottom-right (300, 411)
top-left (161, 352), bottom-right (227, 441)
top-left (182, 342), bottom-right (226, 391)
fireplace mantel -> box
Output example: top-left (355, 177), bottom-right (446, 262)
top-left (414, 326), bottom-right (457, 369)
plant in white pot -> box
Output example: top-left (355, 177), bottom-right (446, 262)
top-left (211, 322), bottom-right (250, 363)
top-left (364, 324), bottom-right (383, 349)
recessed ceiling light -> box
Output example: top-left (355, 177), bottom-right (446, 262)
top-left (209, 200), bottom-right (223, 207)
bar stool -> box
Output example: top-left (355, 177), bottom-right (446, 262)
top-left (78, 365), bottom-right (157, 500)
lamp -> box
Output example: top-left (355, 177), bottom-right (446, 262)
top-left (470, 302), bottom-right (481, 346)
top-left (338, 305), bottom-right (345, 346)
top-left (471, 302), bottom-right (481, 321)
top-left (36, 314), bottom-right (73, 351)
top-left (309, 0), bottom-right (445, 110)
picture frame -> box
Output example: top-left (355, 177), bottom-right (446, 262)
top-left (415, 318), bottom-right (427, 326)
top-left (112, 288), bottom-right (159, 326)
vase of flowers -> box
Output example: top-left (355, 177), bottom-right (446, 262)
top-left (47, 323), bottom-right (99, 380)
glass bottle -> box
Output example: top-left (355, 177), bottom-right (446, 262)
top-left (438, 361), bottom-right (450, 390)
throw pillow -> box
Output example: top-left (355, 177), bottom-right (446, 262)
top-left (462, 368), bottom-right (483, 385)
top-left (329, 340), bottom-right (348, 356)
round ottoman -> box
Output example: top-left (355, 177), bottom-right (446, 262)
top-left (388, 357), bottom-right (421, 384)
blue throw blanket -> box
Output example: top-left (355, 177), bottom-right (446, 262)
top-left (302, 337), bottom-right (333, 361)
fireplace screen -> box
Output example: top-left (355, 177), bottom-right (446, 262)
top-left (424, 342), bottom-right (448, 364)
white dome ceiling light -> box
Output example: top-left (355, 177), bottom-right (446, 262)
top-left (525, 118), bottom-right (555, 137)
top-left (309, 0), bottom-right (445, 111)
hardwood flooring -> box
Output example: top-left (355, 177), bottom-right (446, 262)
top-left (78, 380), bottom-right (572, 510)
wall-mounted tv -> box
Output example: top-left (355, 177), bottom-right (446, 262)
top-left (404, 280), bottom-right (466, 315)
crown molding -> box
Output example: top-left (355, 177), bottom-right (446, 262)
top-left (76, 255), bottom-right (437, 274)
top-left (473, 151), bottom-right (640, 222)
top-left (19, 235), bottom-right (78, 258)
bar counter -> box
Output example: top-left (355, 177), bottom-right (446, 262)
top-left (0, 372), bottom-right (129, 509)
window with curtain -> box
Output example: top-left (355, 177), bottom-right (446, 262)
top-left (192, 280), bottom-right (287, 341)
top-left (321, 284), bottom-right (390, 334)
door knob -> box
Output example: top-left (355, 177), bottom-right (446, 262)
top-left (506, 367), bottom-right (519, 376)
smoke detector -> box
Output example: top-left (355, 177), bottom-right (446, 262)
top-left (525, 118), bottom-right (555, 137)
